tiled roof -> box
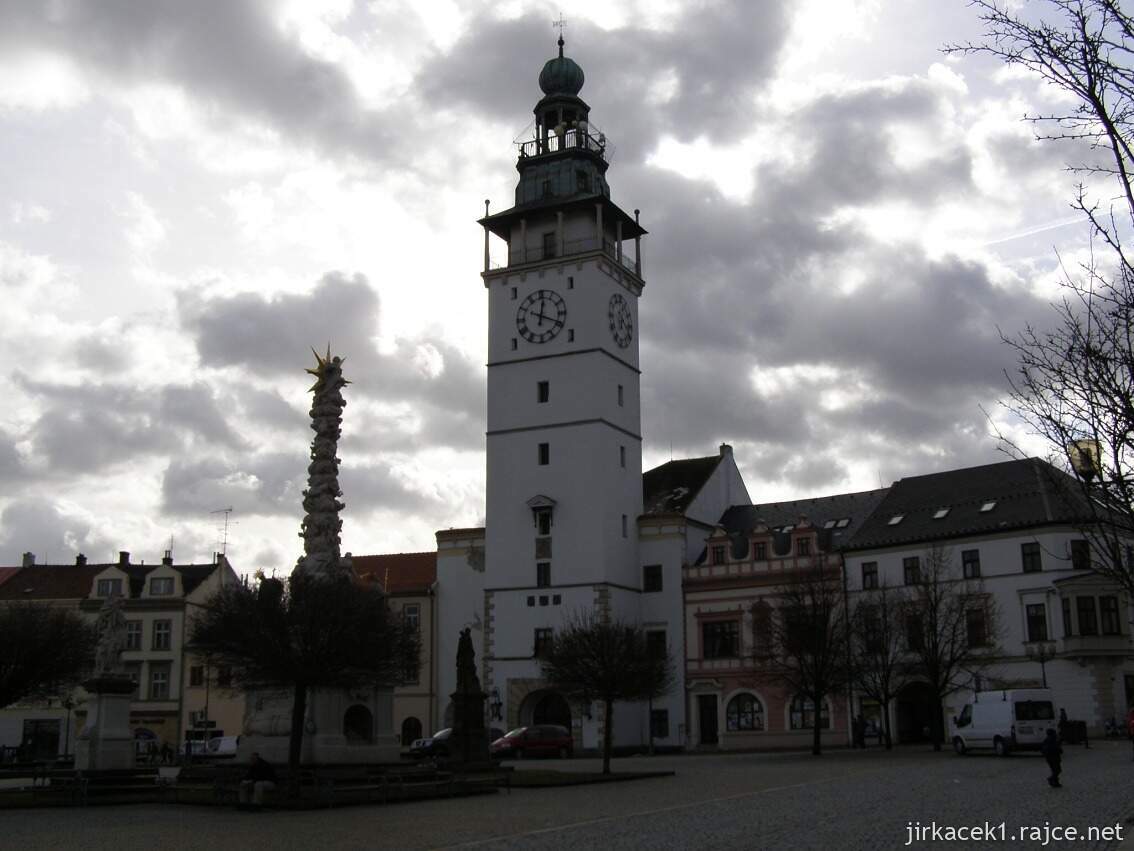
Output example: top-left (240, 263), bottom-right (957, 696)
top-left (706, 488), bottom-right (890, 561)
top-left (0, 564), bottom-right (103, 600)
top-left (353, 552), bottom-right (437, 594)
top-left (847, 458), bottom-right (1088, 550)
top-left (643, 455), bottom-right (722, 515)
top-left (0, 567), bottom-right (19, 588)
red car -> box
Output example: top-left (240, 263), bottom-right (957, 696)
top-left (491, 725), bottom-right (573, 759)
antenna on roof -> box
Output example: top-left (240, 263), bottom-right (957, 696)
top-left (210, 507), bottom-right (234, 555)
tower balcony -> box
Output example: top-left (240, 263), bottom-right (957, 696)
top-left (518, 127), bottom-right (608, 161)
top-left (505, 235), bottom-right (637, 274)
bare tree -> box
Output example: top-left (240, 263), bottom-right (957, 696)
top-left (903, 546), bottom-right (1000, 751)
top-left (0, 604), bottom-right (93, 709)
top-left (849, 582), bottom-right (909, 750)
top-left (767, 566), bottom-right (849, 756)
top-left (190, 574), bottom-right (419, 790)
top-left (539, 610), bottom-right (674, 775)
top-left (949, 1), bottom-right (1134, 592)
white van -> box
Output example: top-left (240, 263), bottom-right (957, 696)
top-left (206, 735), bottom-right (240, 758)
top-left (950, 689), bottom-right (1057, 756)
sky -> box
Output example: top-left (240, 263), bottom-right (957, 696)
top-left (0, 0), bottom-right (1106, 572)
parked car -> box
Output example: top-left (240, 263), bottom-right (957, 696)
top-left (206, 735), bottom-right (240, 758)
top-left (951, 688), bottom-right (1056, 756)
top-left (409, 728), bottom-right (452, 759)
top-left (490, 725), bottom-right (573, 759)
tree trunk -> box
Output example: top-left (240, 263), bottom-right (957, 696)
top-left (812, 709), bottom-right (822, 756)
top-left (930, 690), bottom-right (944, 752)
top-left (882, 699), bottom-right (893, 750)
top-left (287, 682), bottom-right (308, 797)
top-left (602, 698), bottom-right (614, 775)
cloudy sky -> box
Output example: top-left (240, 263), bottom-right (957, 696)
top-left (0, 0), bottom-right (1100, 571)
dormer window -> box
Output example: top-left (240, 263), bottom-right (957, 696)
top-left (980, 501), bottom-right (997, 513)
top-left (796, 538), bottom-right (811, 556)
top-left (823, 520), bottom-right (837, 529)
top-left (150, 577), bottom-right (174, 596)
top-left (711, 544), bottom-right (727, 565)
top-left (933, 508), bottom-right (950, 519)
top-left (835, 518), bottom-right (850, 528)
top-left (754, 541), bottom-right (767, 560)
top-left (97, 578), bottom-right (123, 598)
top-left (887, 514), bottom-right (905, 526)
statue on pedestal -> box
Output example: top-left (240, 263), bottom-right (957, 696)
top-left (93, 594), bottom-right (128, 677)
top-left (449, 627), bottom-right (490, 765)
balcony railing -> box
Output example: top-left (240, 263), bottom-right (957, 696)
top-left (507, 235), bottom-right (638, 274)
top-left (518, 128), bottom-right (607, 159)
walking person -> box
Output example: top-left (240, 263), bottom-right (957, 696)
top-left (1040, 729), bottom-right (1062, 788)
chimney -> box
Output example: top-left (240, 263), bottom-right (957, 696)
top-left (75, 553), bottom-right (87, 566)
top-left (118, 551), bottom-right (130, 566)
top-left (21, 552), bottom-right (35, 567)
top-left (162, 550), bottom-right (173, 566)
top-left (719, 443), bottom-right (733, 459)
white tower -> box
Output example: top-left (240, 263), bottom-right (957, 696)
top-left (478, 37), bottom-right (647, 741)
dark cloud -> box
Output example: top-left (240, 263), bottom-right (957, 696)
top-left (0, 498), bottom-right (115, 566)
top-left (0, 0), bottom-right (400, 162)
top-left (161, 452), bottom-right (303, 518)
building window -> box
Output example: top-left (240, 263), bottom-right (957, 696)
top-left (646, 630), bottom-right (666, 660)
top-left (1021, 542), bottom-right (1042, 573)
top-left (567, 276), bottom-right (574, 289)
top-left (903, 557), bottom-right (920, 585)
top-left (542, 231), bottom-right (556, 258)
top-left (537, 380), bottom-right (549, 403)
top-left (789, 696), bottom-right (829, 730)
top-left (533, 628), bottom-right (553, 658)
top-left (1062, 598), bottom-right (1073, 636)
top-left (702, 620), bottom-right (739, 659)
top-left (576, 169), bottom-right (590, 192)
top-left (123, 662), bottom-right (141, 697)
top-left (1071, 539), bottom-right (1091, 570)
top-left (905, 614), bottom-right (924, 651)
top-left (620, 445), bottom-right (626, 468)
top-left (153, 620), bottom-right (172, 651)
top-left (536, 562), bottom-right (551, 588)
top-left (1100, 596), bottom-right (1121, 635)
top-left (1077, 597), bottom-right (1098, 636)
top-left (538, 443), bottom-right (550, 465)
top-left (527, 596), bottom-right (535, 607)
top-left (149, 665), bottom-right (171, 700)
top-left (933, 507), bottom-right (950, 519)
top-left (726, 694), bottom-right (765, 732)
top-left (643, 564), bottom-right (663, 592)
top-left (1025, 603), bottom-right (1048, 642)
top-left (861, 562), bottom-right (878, 590)
top-left (511, 338), bottom-right (518, 351)
top-left (960, 549), bottom-right (980, 579)
top-left (125, 620), bottom-right (142, 651)
top-left (403, 604), bottom-right (420, 631)
top-left (534, 508), bottom-right (552, 535)
top-left (650, 709), bottom-right (669, 739)
top-left (621, 514), bottom-right (628, 538)
top-left (617, 384), bottom-right (624, 406)
top-left (711, 545), bottom-right (727, 565)
top-left (567, 329), bottom-right (574, 342)
top-left (150, 576), bottom-right (174, 596)
top-left (966, 608), bottom-right (989, 647)
top-left (510, 286), bottom-right (517, 300)
top-left (189, 666), bottom-right (204, 687)
top-left (754, 542), bottom-right (767, 561)
top-left (96, 578), bottom-right (122, 598)
top-left (751, 603), bottom-right (773, 653)
top-left (796, 538), bottom-right (811, 556)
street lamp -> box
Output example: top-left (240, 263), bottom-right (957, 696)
top-left (1025, 641), bottom-right (1058, 687)
top-left (1068, 439), bottom-right (1101, 485)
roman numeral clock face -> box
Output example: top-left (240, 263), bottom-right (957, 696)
top-left (516, 289), bottom-right (567, 343)
top-left (608, 293), bottom-right (633, 348)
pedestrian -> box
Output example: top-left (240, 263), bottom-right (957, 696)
top-left (853, 715), bottom-right (866, 749)
top-left (161, 742), bottom-right (173, 764)
top-left (238, 752), bottom-right (277, 809)
top-left (1040, 728), bottom-right (1062, 788)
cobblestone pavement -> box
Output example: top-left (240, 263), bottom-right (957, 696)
top-left (6, 742), bottom-right (1131, 850)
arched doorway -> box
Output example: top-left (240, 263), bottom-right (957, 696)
top-left (401, 716), bottom-right (423, 746)
top-left (895, 682), bottom-right (935, 744)
top-left (343, 705), bottom-right (373, 743)
top-left (521, 690), bottom-right (571, 728)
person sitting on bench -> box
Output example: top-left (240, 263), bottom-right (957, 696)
top-left (239, 753), bottom-right (277, 808)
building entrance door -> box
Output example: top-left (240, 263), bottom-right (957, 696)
top-left (697, 695), bottom-right (719, 745)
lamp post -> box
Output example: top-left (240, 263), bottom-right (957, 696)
top-left (1025, 641), bottom-right (1058, 687)
top-left (489, 688), bottom-right (503, 722)
top-left (61, 696), bottom-right (74, 760)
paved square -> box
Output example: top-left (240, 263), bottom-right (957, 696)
top-left (6, 743), bottom-right (1131, 850)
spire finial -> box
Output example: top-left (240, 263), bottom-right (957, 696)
top-left (552, 14), bottom-right (566, 57)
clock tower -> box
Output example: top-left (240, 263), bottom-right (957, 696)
top-left (477, 36), bottom-right (648, 736)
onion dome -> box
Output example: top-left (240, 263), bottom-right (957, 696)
top-left (539, 36), bottom-right (584, 96)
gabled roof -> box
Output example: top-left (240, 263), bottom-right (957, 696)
top-left (0, 564), bottom-right (103, 600)
top-left (353, 552), bottom-right (437, 595)
top-left (705, 488), bottom-right (890, 561)
top-left (0, 567), bottom-right (18, 588)
top-left (847, 458), bottom-right (1088, 551)
top-left (643, 455), bottom-right (722, 516)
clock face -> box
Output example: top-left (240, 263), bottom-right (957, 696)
top-left (608, 293), bottom-right (633, 348)
top-left (516, 289), bottom-right (567, 344)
